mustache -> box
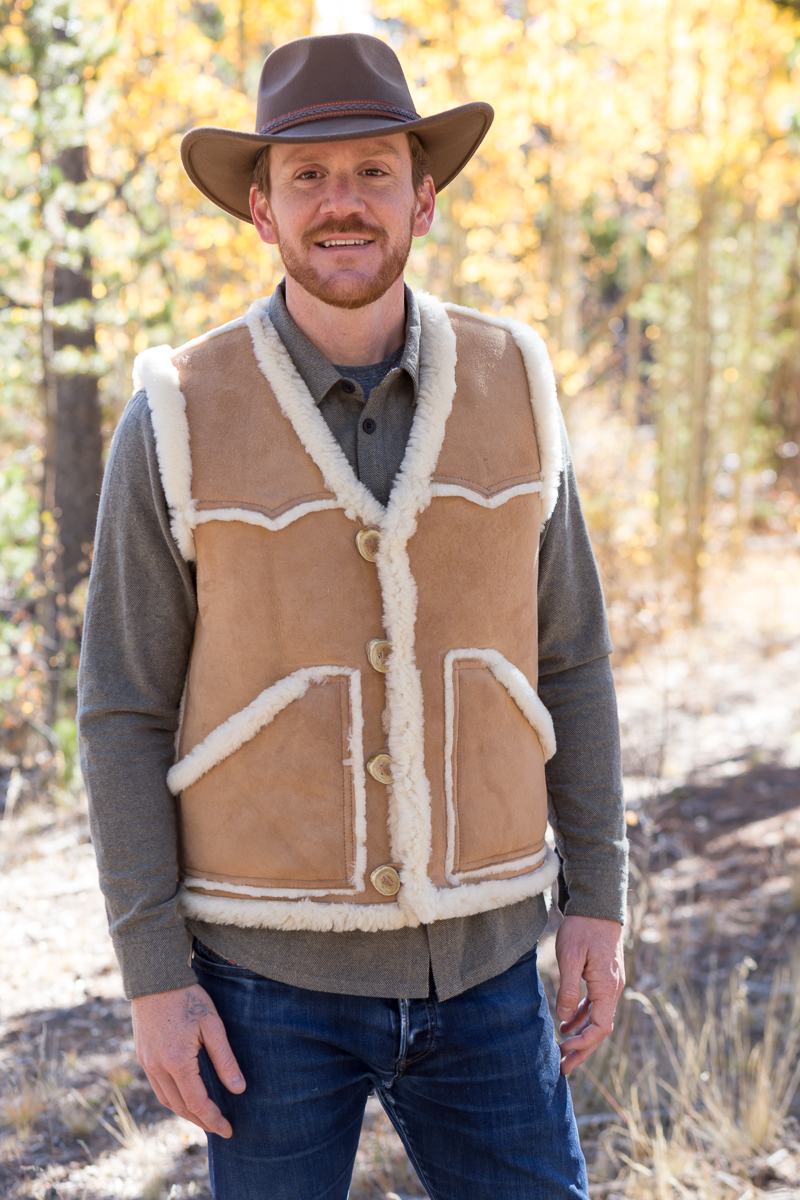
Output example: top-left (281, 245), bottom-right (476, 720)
top-left (303, 221), bottom-right (388, 247)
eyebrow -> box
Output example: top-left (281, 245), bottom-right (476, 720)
top-left (281, 141), bottom-right (405, 169)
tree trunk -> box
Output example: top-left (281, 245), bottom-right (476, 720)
top-left (686, 189), bottom-right (714, 621)
top-left (41, 144), bottom-right (102, 716)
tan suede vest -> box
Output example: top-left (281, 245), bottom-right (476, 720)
top-left (133, 293), bottom-right (564, 932)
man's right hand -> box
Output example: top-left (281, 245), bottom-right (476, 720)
top-left (131, 984), bottom-right (246, 1137)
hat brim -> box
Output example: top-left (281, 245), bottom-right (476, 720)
top-left (180, 102), bottom-right (494, 223)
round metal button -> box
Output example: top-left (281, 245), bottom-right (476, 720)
top-left (370, 865), bottom-right (401, 896)
top-left (367, 638), bottom-right (392, 673)
top-left (355, 527), bottom-right (381, 562)
top-left (366, 752), bottom-right (393, 785)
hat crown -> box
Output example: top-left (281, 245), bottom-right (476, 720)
top-left (255, 34), bottom-right (418, 135)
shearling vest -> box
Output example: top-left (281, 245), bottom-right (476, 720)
top-left (133, 293), bottom-right (564, 933)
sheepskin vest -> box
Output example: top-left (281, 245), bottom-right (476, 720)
top-left (133, 293), bottom-right (564, 933)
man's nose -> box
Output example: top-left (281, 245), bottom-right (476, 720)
top-left (318, 173), bottom-right (367, 218)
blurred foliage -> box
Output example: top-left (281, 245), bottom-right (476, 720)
top-left (2, 0), bottom-right (800, 771)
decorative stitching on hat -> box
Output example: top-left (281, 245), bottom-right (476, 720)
top-left (259, 99), bottom-right (418, 135)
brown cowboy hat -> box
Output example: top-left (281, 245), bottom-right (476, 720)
top-left (180, 32), bottom-right (494, 224)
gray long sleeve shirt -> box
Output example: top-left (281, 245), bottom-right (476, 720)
top-left (78, 284), bottom-right (627, 1001)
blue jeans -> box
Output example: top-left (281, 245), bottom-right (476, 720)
top-left (194, 940), bottom-right (589, 1200)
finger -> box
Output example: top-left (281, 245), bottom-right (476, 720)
top-left (141, 1067), bottom-right (174, 1113)
top-left (201, 1015), bottom-right (246, 1094)
top-left (555, 951), bottom-right (585, 1022)
top-left (149, 1069), bottom-right (216, 1133)
top-left (559, 995), bottom-right (590, 1035)
top-left (558, 1019), bottom-right (612, 1074)
top-left (581, 988), bottom-right (619, 1039)
top-left (172, 1060), bottom-right (233, 1138)
top-left (560, 1039), bottom-right (605, 1075)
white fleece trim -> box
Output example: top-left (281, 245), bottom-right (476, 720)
top-left (370, 292), bottom-right (459, 926)
top-left (134, 345), bottom-right (197, 561)
top-left (443, 303), bottom-right (564, 521)
top-left (182, 877), bottom-right (365, 899)
top-left (454, 845), bottom-right (547, 880)
top-left (132, 316), bottom-right (252, 563)
top-left (245, 298), bottom-right (385, 528)
top-left (193, 500), bottom-right (341, 533)
top-left (443, 648), bottom-right (557, 886)
top-left (429, 480), bottom-right (543, 508)
top-left (179, 843), bottom-right (559, 928)
top-left (417, 843), bottom-right (560, 919)
top-left (179, 889), bottom-right (415, 932)
top-left (169, 666), bottom-right (367, 892)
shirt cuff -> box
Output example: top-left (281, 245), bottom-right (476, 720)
top-left (113, 926), bottom-right (198, 999)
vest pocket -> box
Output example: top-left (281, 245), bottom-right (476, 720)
top-left (445, 650), bottom-right (555, 883)
top-left (171, 667), bottom-right (366, 896)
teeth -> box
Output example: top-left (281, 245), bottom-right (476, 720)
top-left (320, 239), bottom-right (370, 247)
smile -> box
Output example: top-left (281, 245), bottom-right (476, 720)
top-left (317, 238), bottom-right (373, 247)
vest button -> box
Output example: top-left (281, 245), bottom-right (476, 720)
top-left (370, 865), bottom-right (401, 896)
top-left (355, 526), bottom-right (380, 562)
top-left (366, 752), bottom-right (393, 784)
top-left (367, 638), bottom-right (392, 673)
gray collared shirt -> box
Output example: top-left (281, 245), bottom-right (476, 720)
top-left (269, 282), bottom-right (419, 507)
top-left (78, 285), bottom-right (627, 1002)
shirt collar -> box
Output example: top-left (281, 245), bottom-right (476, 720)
top-left (267, 279), bottom-right (420, 406)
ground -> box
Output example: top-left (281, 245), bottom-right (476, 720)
top-left (1, 542), bottom-right (798, 1199)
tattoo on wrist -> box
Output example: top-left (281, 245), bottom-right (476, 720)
top-left (184, 993), bottom-right (211, 1021)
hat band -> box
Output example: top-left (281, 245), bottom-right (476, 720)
top-left (259, 98), bottom-right (419, 136)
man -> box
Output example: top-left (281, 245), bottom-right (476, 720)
top-left (78, 32), bottom-right (627, 1200)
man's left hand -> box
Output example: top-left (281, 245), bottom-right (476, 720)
top-left (554, 914), bottom-right (625, 1075)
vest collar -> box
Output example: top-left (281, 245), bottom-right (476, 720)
top-left (244, 291), bottom-right (458, 535)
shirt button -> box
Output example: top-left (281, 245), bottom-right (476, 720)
top-left (370, 865), bottom-right (401, 896)
top-left (366, 752), bottom-right (393, 784)
top-left (355, 527), bottom-right (380, 561)
top-left (367, 638), bottom-right (392, 672)
top-left (362, 417), bottom-right (376, 434)
top-left (341, 380), bottom-right (356, 394)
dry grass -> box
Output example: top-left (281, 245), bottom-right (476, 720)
top-left (0, 1080), bottom-right (47, 1142)
top-left (575, 961), bottom-right (800, 1198)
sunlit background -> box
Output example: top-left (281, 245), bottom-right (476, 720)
top-left (1, 4), bottom-right (800, 1197)
top-left (2, 0), bottom-right (800, 731)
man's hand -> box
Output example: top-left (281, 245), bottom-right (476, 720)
top-left (555, 915), bottom-right (625, 1075)
top-left (131, 984), bottom-right (246, 1137)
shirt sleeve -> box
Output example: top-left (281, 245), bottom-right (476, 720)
top-left (537, 418), bottom-right (628, 924)
top-left (78, 391), bottom-right (199, 998)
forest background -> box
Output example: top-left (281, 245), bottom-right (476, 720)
top-left (2, 0), bottom-right (800, 740)
top-left (1, 1), bottom-right (800, 1198)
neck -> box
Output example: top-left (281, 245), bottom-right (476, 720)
top-left (283, 275), bottom-right (406, 366)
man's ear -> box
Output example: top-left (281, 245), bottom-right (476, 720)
top-left (250, 184), bottom-right (279, 246)
top-left (412, 175), bottom-right (436, 238)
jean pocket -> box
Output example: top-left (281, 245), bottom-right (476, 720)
top-left (192, 939), bottom-right (264, 980)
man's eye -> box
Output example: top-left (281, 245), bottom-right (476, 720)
top-left (297, 170), bottom-right (322, 180)
top-left (362, 168), bottom-right (386, 177)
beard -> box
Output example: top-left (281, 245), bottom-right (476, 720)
top-left (274, 209), bottom-right (415, 310)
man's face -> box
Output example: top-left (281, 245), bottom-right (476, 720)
top-left (250, 134), bottom-right (435, 310)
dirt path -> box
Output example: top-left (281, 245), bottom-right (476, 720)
top-left (1, 545), bottom-right (798, 1200)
